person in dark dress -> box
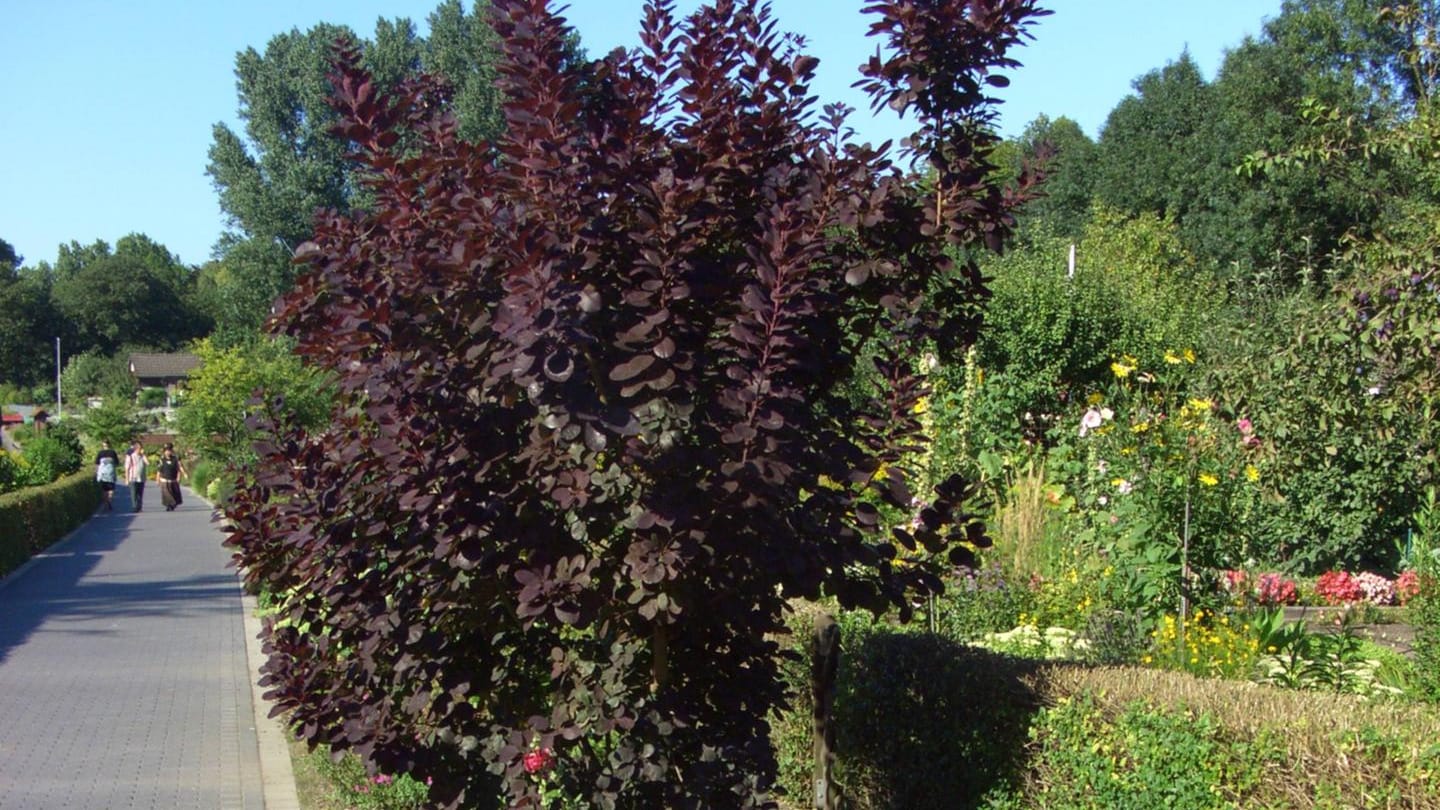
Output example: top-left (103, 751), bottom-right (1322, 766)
top-left (157, 447), bottom-right (186, 511)
top-left (94, 441), bottom-right (120, 512)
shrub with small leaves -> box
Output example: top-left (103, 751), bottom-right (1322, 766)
top-left (224, 1), bottom-right (1048, 807)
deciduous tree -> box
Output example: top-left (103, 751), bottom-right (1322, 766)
top-left (225, 0), bottom-right (1047, 806)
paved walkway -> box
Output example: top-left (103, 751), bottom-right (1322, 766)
top-left (0, 486), bottom-right (292, 809)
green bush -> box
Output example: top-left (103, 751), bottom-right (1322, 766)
top-left (21, 435), bottom-right (83, 483)
top-left (774, 609), bottom-right (1041, 809)
top-left (137, 387), bottom-right (169, 409)
top-left (0, 470), bottom-right (103, 577)
top-left (306, 746), bottom-right (429, 810)
top-left (188, 460), bottom-right (235, 506)
top-left (1411, 490), bottom-right (1440, 702)
top-left (1019, 695), bottom-right (1276, 810)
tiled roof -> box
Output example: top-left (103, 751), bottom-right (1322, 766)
top-left (128, 353), bottom-right (201, 379)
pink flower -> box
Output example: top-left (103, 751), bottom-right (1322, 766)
top-left (1354, 571), bottom-right (1395, 605)
top-left (374, 774), bottom-right (393, 786)
top-left (1220, 569), bottom-right (1248, 594)
top-left (523, 747), bottom-right (555, 775)
top-left (1255, 573), bottom-right (1298, 606)
top-left (1079, 408), bottom-right (1103, 437)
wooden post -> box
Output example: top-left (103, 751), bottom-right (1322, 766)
top-left (812, 613), bottom-right (840, 810)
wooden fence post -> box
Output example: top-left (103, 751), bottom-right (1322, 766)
top-left (812, 613), bottom-right (840, 810)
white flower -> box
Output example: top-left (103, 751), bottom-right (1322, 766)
top-left (1079, 408), bottom-right (1103, 437)
top-left (1117, 479), bottom-right (1133, 495)
top-left (1097, 495), bottom-right (1109, 506)
top-left (1367, 386), bottom-right (1381, 396)
top-left (1100, 407), bottom-right (1114, 421)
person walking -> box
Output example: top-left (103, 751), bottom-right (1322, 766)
top-left (157, 446), bottom-right (186, 511)
top-left (127, 445), bottom-right (149, 512)
top-left (94, 441), bottom-right (119, 512)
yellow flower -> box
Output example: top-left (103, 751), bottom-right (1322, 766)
top-left (911, 396), bottom-right (929, 415)
top-left (1087, 392), bottom-right (1105, 406)
top-left (1164, 350), bottom-right (1183, 365)
top-left (1245, 464), bottom-right (1260, 483)
top-left (1110, 354), bottom-right (1138, 379)
top-left (1183, 348), bottom-right (1197, 363)
top-left (1198, 472), bottom-right (1219, 487)
top-left (1187, 397), bottom-right (1213, 412)
top-left (1131, 421), bottom-right (1150, 433)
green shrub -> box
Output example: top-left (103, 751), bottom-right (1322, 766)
top-left (0, 470), bottom-right (103, 577)
top-left (1019, 695), bottom-right (1276, 810)
top-left (21, 435), bottom-right (83, 483)
top-left (188, 461), bottom-right (235, 506)
top-left (933, 562), bottom-right (1035, 641)
top-left (137, 387), bottom-right (169, 409)
top-left (774, 609), bottom-right (1041, 809)
top-left (1412, 489), bottom-right (1440, 702)
top-left (306, 746), bottom-right (429, 810)
top-left (0, 452), bottom-right (21, 495)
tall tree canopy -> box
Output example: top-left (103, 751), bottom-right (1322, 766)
top-left (205, 1), bottom-right (527, 341)
top-left (1086, 1), bottom-right (1402, 282)
top-left (45, 234), bottom-right (210, 358)
top-left (0, 260), bottom-right (56, 389)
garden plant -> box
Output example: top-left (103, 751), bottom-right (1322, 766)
top-left (224, 0), bottom-right (1049, 807)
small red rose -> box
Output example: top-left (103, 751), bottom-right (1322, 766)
top-left (523, 747), bottom-right (555, 774)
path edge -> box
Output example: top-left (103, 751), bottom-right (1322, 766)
top-left (196, 488), bottom-right (302, 810)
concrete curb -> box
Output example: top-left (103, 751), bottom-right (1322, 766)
top-left (240, 590), bottom-right (302, 810)
top-left (194, 489), bottom-right (302, 810)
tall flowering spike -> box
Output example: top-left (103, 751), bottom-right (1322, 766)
top-left (225, 1), bottom-right (1046, 807)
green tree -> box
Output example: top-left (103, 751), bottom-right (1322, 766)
top-left (1013, 114), bottom-right (1097, 238)
top-left (0, 264), bottom-right (57, 388)
top-left (175, 336), bottom-right (333, 466)
top-left (60, 350), bottom-right (138, 401)
top-left (0, 238), bottom-right (19, 272)
top-left (47, 234), bottom-right (210, 357)
top-left (205, 2), bottom-right (513, 339)
top-left (1093, 53), bottom-right (1216, 228)
top-left (80, 396), bottom-right (141, 450)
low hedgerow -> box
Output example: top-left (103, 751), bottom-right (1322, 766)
top-left (773, 608), bottom-right (1440, 809)
top-left (774, 606), bottom-right (1046, 809)
top-left (0, 470), bottom-right (103, 577)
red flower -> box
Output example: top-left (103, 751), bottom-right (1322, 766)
top-left (1396, 570), bottom-right (1422, 606)
top-left (523, 748), bottom-right (555, 775)
top-left (1315, 571), bottom-right (1366, 605)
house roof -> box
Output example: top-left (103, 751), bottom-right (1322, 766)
top-left (128, 353), bottom-right (200, 379)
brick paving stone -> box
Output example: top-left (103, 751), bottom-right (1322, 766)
top-left (0, 486), bottom-right (264, 809)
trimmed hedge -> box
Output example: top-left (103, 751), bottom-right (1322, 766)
top-left (0, 470), bottom-right (102, 578)
top-left (773, 608), bottom-right (1440, 809)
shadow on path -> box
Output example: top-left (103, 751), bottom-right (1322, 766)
top-left (0, 485), bottom-right (213, 664)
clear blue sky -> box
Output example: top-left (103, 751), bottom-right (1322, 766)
top-left (0, 1), bottom-right (1281, 270)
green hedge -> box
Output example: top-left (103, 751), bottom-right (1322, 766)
top-left (772, 608), bottom-right (1440, 809)
top-left (0, 470), bottom-right (103, 578)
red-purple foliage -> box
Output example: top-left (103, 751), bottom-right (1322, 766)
top-left (224, 1), bottom-right (1047, 806)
